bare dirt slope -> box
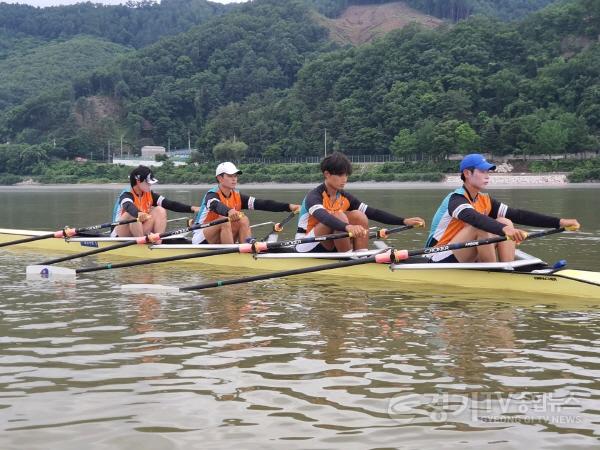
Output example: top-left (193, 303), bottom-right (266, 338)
top-left (315, 1), bottom-right (444, 46)
top-left (73, 96), bottom-right (122, 128)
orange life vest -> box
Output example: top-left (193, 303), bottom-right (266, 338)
top-left (306, 190), bottom-right (351, 234)
top-left (117, 189), bottom-right (153, 217)
top-left (434, 188), bottom-right (492, 246)
top-left (202, 189), bottom-right (242, 223)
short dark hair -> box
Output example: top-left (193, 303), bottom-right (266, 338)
top-left (129, 165), bottom-right (153, 187)
top-left (320, 152), bottom-right (352, 176)
top-left (460, 167), bottom-right (474, 182)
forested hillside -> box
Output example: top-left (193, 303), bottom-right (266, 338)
top-left (197, 0), bottom-right (600, 158)
top-left (308, 0), bottom-right (559, 21)
top-left (0, 0), bottom-right (225, 48)
top-left (0, 0), bottom-right (334, 157)
top-left (0, 0), bottom-right (598, 169)
top-left (0, 36), bottom-right (131, 112)
top-left (0, 29), bottom-right (45, 61)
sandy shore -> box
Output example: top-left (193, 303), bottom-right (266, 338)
top-left (2, 173), bottom-right (599, 190)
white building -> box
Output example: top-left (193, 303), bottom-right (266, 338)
top-left (141, 146), bottom-right (166, 159)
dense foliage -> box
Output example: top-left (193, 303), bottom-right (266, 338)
top-left (2, 140), bottom-right (599, 184)
top-left (197, 0), bottom-right (600, 158)
top-left (0, 36), bottom-right (130, 112)
top-left (0, 29), bottom-right (45, 61)
top-left (0, 0), bottom-right (598, 176)
top-left (0, 0), bottom-right (225, 48)
top-left (0, 0), bottom-right (334, 158)
top-left (307, 0), bottom-right (558, 21)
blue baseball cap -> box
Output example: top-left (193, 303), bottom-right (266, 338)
top-left (459, 154), bottom-right (496, 172)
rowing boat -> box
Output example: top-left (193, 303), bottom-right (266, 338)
top-left (1, 227), bottom-right (599, 298)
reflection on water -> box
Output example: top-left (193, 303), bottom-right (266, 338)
top-left (1, 188), bottom-right (600, 448)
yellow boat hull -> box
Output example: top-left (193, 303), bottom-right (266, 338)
top-left (1, 228), bottom-right (599, 299)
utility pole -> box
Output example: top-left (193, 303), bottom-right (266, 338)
top-left (120, 135), bottom-right (123, 158)
top-left (187, 130), bottom-right (191, 151)
top-left (107, 140), bottom-right (111, 163)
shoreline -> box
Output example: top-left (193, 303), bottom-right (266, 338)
top-left (2, 173), bottom-right (600, 190)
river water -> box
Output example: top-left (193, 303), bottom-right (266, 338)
top-left (1, 186), bottom-right (599, 449)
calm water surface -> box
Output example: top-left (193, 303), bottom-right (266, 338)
top-left (1, 186), bottom-right (599, 449)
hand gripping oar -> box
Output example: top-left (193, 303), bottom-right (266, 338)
top-left (121, 227), bottom-right (571, 293)
top-left (36, 224), bottom-right (417, 279)
top-left (259, 210), bottom-right (298, 242)
top-left (25, 217), bottom-right (232, 277)
top-left (0, 218), bottom-right (142, 249)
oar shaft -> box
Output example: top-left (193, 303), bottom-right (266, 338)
top-left (166, 217), bottom-right (191, 224)
top-left (40, 240), bottom-right (137, 265)
top-left (180, 256), bottom-right (373, 291)
top-left (77, 250), bottom-right (208, 273)
top-left (0, 232), bottom-right (56, 247)
top-left (272, 211), bottom-right (297, 233)
top-left (137, 217), bottom-right (231, 243)
top-left (250, 221), bottom-right (275, 229)
top-left (38, 217), bottom-right (231, 265)
top-left (253, 224), bottom-right (413, 251)
top-left (259, 211), bottom-right (297, 241)
top-left (76, 224), bottom-right (415, 274)
top-left (179, 227), bottom-right (568, 291)
top-left (0, 218), bottom-right (139, 248)
top-left (408, 227), bottom-right (566, 258)
top-left (75, 218), bottom-right (138, 233)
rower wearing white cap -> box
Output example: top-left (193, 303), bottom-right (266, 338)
top-left (426, 154), bottom-right (580, 263)
top-left (112, 165), bottom-right (200, 237)
top-left (192, 162), bottom-right (300, 244)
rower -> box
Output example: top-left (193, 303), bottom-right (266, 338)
top-left (426, 153), bottom-right (580, 263)
top-left (295, 152), bottom-right (425, 253)
top-left (192, 162), bottom-right (300, 244)
top-left (112, 165), bottom-right (199, 237)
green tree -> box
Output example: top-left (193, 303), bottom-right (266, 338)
top-left (390, 129), bottom-right (417, 157)
top-left (456, 122), bottom-right (481, 154)
top-left (431, 121), bottom-right (456, 157)
top-left (212, 139), bottom-right (248, 161)
top-left (533, 120), bottom-right (568, 154)
top-left (263, 143), bottom-right (282, 160)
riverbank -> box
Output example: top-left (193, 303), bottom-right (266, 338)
top-left (3, 173), bottom-right (600, 190)
top-left (4, 158), bottom-right (600, 185)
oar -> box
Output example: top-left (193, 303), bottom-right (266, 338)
top-left (121, 227), bottom-right (571, 293)
top-left (250, 221), bottom-right (275, 229)
top-left (74, 216), bottom-right (193, 237)
top-left (167, 217), bottom-right (192, 224)
top-left (259, 210), bottom-right (298, 242)
top-left (34, 224), bottom-right (417, 278)
top-left (25, 217), bottom-right (232, 275)
top-left (0, 217), bottom-right (143, 249)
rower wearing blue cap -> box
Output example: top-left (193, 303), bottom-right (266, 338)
top-left (426, 154), bottom-right (580, 263)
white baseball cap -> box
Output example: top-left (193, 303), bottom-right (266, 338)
top-left (215, 161), bottom-right (242, 176)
